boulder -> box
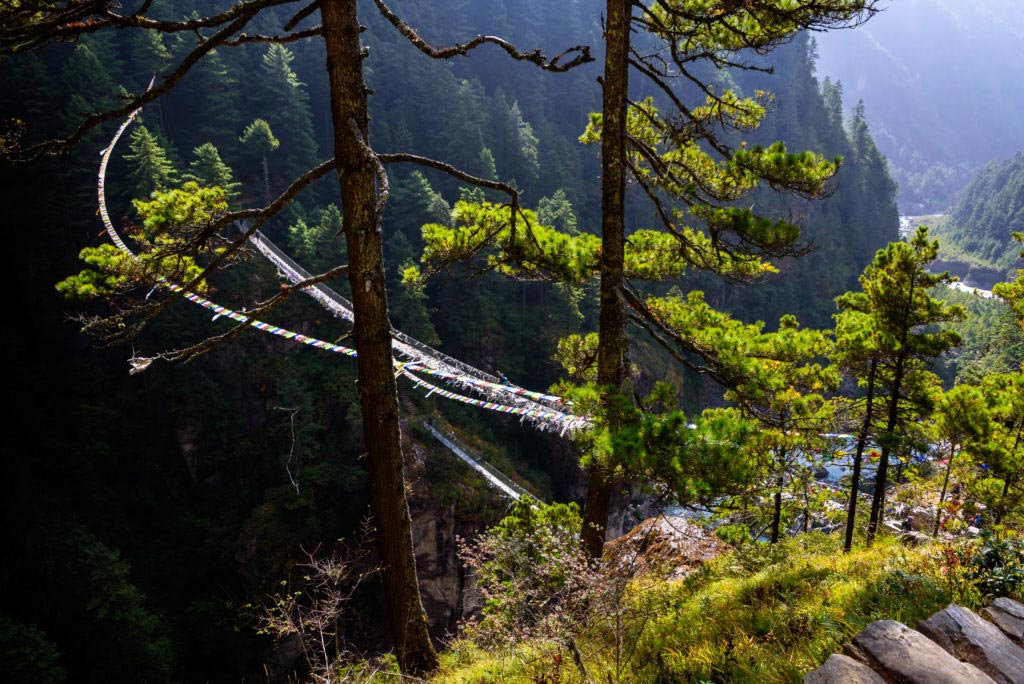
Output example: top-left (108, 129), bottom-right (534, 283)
top-left (917, 604), bottom-right (1024, 684)
top-left (602, 515), bottom-right (732, 580)
top-left (844, 620), bottom-right (996, 684)
top-left (803, 653), bottom-right (885, 684)
top-left (983, 598), bottom-right (1024, 646)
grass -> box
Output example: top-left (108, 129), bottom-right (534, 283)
top-left (431, 533), bottom-right (982, 684)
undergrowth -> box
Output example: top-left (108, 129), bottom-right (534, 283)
top-left (432, 533), bottom-right (984, 684)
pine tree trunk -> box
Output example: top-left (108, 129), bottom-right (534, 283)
top-left (844, 359), bottom-right (877, 552)
top-left (997, 429), bottom-right (1022, 525)
top-left (868, 267), bottom-right (918, 546)
top-left (770, 472), bottom-right (784, 544)
top-left (321, 1), bottom-right (437, 675)
top-left (997, 478), bottom-right (1011, 525)
top-left (582, 0), bottom-right (631, 560)
top-left (934, 445), bottom-right (955, 537)
top-left (867, 357), bottom-right (906, 545)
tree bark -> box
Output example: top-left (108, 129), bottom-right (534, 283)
top-left (934, 444), bottom-right (956, 537)
top-left (867, 356), bottom-right (905, 545)
top-left (770, 472), bottom-right (784, 544)
top-left (868, 265), bottom-right (919, 546)
top-left (321, 1), bottom-right (437, 675)
top-left (582, 0), bottom-right (631, 560)
top-left (844, 358), bottom-right (877, 552)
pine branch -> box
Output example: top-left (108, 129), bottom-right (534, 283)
top-left (380, 153), bottom-right (517, 199)
top-left (370, 0), bottom-right (592, 72)
top-left (223, 26), bottom-right (322, 46)
top-left (284, 0), bottom-right (320, 31)
top-left (100, 0), bottom-right (298, 33)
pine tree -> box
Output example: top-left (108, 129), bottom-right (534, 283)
top-left (417, 0), bottom-right (879, 557)
top-left (974, 372), bottom-right (1024, 526)
top-left (288, 204), bottom-right (345, 274)
top-left (722, 316), bottom-right (837, 542)
top-left (835, 227), bottom-right (964, 544)
top-left (123, 125), bottom-right (178, 198)
top-left (537, 189), bottom-right (578, 235)
top-left (931, 384), bottom-right (990, 536)
top-left (6, 1), bottom-right (591, 675)
top-left (257, 44), bottom-right (319, 186)
top-left (175, 49), bottom-right (242, 154)
top-left (183, 142), bottom-right (240, 198)
top-left (238, 118), bottom-right (279, 203)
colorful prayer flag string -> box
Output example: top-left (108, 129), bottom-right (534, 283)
top-left (97, 105), bottom-right (588, 435)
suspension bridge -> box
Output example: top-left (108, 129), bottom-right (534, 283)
top-left (97, 104), bottom-right (575, 500)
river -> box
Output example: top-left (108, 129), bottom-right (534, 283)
top-left (900, 214), bottom-right (1002, 297)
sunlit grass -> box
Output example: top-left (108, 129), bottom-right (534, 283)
top-left (433, 533), bottom-right (981, 684)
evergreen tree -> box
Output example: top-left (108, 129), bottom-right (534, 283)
top-left (973, 372), bottom-right (1024, 526)
top-left (123, 125), bottom-right (178, 198)
top-left (834, 227), bottom-right (964, 544)
top-left (238, 118), bottom-right (279, 203)
top-left (721, 316), bottom-right (837, 543)
top-left (127, 29), bottom-right (171, 87)
top-left (183, 142), bottom-right (240, 198)
top-left (931, 384), bottom-right (990, 536)
top-left (257, 44), bottom-right (319, 186)
top-left (507, 100), bottom-right (540, 190)
top-left (385, 171), bottom-right (449, 253)
top-left (288, 204), bottom-right (345, 274)
top-left (59, 43), bottom-right (121, 200)
top-left (575, 1), bottom-right (877, 557)
top-left (418, 0), bottom-right (879, 557)
top-left (845, 101), bottom-right (899, 266)
top-left (174, 49), bottom-right (242, 154)
top-left (537, 189), bottom-right (578, 235)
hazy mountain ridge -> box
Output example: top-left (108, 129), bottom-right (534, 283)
top-left (815, 0), bottom-right (1024, 213)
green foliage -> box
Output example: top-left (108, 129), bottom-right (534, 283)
top-left (968, 533), bottom-right (1024, 599)
top-left (391, 259), bottom-right (441, 346)
top-left (421, 200), bottom-right (785, 285)
top-left (288, 204), bottom-right (346, 274)
top-left (255, 44), bottom-right (319, 184)
top-left (536, 189), bottom-right (578, 235)
top-left (934, 152), bottom-right (1024, 270)
top-left (966, 372), bottom-right (1024, 526)
top-left (582, 94), bottom-right (837, 276)
top-left (940, 288), bottom-right (1024, 384)
top-left (715, 523), bottom-right (753, 548)
top-left (73, 530), bottom-right (174, 680)
top-left (438, 535), bottom-right (979, 684)
top-left (461, 500), bottom-right (595, 645)
top-left (183, 142), bottom-right (241, 198)
top-left (123, 124), bottom-right (179, 198)
top-left (834, 227), bottom-right (965, 433)
top-left (0, 616), bottom-right (65, 684)
top-left (239, 117), bottom-right (280, 154)
top-left (56, 182), bottom-right (228, 300)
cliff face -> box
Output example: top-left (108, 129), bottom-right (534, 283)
top-left (411, 502), bottom-right (480, 631)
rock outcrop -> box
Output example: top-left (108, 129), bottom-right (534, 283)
top-left (603, 515), bottom-right (733, 580)
top-left (805, 599), bottom-right (1024, 683)
top-left (918, 604), bottom-right (1024, 683)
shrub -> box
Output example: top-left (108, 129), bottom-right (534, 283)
top-left (967, 533), bottom-right (1024, 598)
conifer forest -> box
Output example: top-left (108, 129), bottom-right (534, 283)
top-left (4, 1), bottom-right (1024, 682)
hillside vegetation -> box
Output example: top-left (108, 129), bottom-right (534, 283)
top-left (434, 533), bottom-right (998, 684)
top-left (934, 152), bottom-right (1024, 272)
